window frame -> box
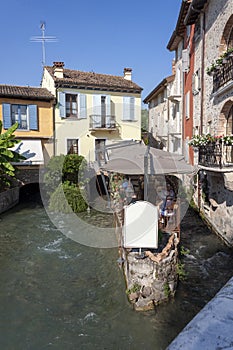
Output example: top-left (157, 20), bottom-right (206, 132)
top-left (66, 138), bottom-right (79, 155)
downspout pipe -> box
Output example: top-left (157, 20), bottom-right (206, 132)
top-left (200, 11), bottom-right (205, 135)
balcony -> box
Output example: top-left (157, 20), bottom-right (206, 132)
top-left (89, 115), bottom-right (116, 131)
top-left (198, 143), bottom-right (233, 169)
top-left (212, 56), bottom-right (233, 93)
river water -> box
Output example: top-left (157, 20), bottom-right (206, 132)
top-left (0, 196), bottom-right (233, 350)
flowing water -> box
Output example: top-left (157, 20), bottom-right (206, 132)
top-left (0, 195), bottom-right (233, 350)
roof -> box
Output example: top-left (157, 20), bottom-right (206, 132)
top-left (45, 66), bottom-right (143, 93)
top-left (167, 0), bottom-right (191, 51)
top-left (0, 85), bottom-right (55, 101)
top-left (184, 0), bottom-right (208, 25)
top-left (100, 142), bottom-right (195, 175)
top-left (143, 75), bottom-right (174, 104)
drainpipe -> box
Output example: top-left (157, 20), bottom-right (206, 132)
top-left (53, 95), bottom-right (56, 156)
top-left (200, 11), bottom-right (206, 135)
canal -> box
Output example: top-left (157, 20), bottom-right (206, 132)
top-left (0, 195), bottom-right (233, 350)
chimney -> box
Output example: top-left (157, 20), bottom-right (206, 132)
top-left (123, 68), bottom-right (132, 81)
top-left (53, 62), bottom-right (64, 78)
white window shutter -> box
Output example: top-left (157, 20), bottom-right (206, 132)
top-left (182, 49), bottom-right (190, 72)
top-left (59, 91), bottom-right (66, 118)
top-left (79, 94), bottom-right (87, 119)
top-left (92, 95), bottom-right (101, 127)
top-left (185, 91), bottom-right (190, 119)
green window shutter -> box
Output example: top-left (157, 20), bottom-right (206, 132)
top-left (28, 105), bottom-right (38, 130)
top-left (59, 91), bottom-right (66, 118)
top-left (2, 103), bottom-right (11, 129)
top-left (79, 94), bottom-right (87, 119)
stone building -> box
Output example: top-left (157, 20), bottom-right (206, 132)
top-left (185, 0), bottom-right (233, 243)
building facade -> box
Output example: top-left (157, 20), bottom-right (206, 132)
top-left (0, 85), bottom-right (55, 167)
top-left (42, 62), bottom-right (142, 162)
top-left (186, 0), bottom-right (233, 243)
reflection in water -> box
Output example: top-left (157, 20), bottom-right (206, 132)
top-left (0, 199), bottom-right (233, 350)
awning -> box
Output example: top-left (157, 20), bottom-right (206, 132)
top-left (12, 139), bottom-right (44, 165)
top-left (100, 142), bottom-right (195, 175)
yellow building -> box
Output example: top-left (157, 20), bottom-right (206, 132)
top-left (0, 85), bottom-right (55, 165)
top-left (42, 62), bottom-right (142, 161)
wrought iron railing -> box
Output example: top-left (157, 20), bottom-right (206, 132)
top-left (198, 142), bottom-right (233, 168)
top-left (213, 56), bottom-right (233, 93)
top-left (89, 115), bottom-right (116, 130)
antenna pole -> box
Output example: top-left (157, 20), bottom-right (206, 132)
top-left (30, 22), bottom-right (58, 67)
top-left (41, 22), bottom-right (46, 67)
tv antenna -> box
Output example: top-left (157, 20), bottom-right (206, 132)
top-left (30, 21), bottom-right (58, 67)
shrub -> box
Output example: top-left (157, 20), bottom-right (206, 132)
top-left (49, 182), bottom-right (87, 213)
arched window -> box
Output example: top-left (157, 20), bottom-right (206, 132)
top-left (227, 26), bottom-right (233, 49)
top-left (226, 105), bottom-right (233, 135)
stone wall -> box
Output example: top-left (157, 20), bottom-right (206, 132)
top-left (0, 187), bottom-right (19, 214)
top-left (122, 233), bottom-right (180, 311)
top-left (193, 171), bottom-right (233, 246)
top-left (17, 167), bottom-right (40, 185)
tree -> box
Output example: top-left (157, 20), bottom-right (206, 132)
top-left (141, 109), bottom-right (149, 132)
top-left (0, 121), bottom-right (23, 192)
top-left (43, 154), bottom-right (88, 213)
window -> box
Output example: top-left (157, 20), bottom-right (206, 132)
top-left (186, 25), bottom-right (191, 39)
top-left (67, 139), bottom-right (79, 154)
top-left (227, 26), bottom-right (233, 49)
top-left (194, 18), bottom-right (201, 41)
top-left (95, 139), bottom-right (106, 161)
top-left (182, 48), bottom-right (190, 73)
top-left (2, 103), bottom-right (38, 130)
top-left (192, 69), bottom-right (201, 95)
top-left (59, 92), bottom-right (86, 119)
top-left (123, 96), bottom-right (135, 121)
top-left (226, 106), bottom-right (233, 135)
top-left (66, 94), bottom-right (77, 117)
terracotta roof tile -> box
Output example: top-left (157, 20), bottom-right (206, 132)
top-left (0, 85), bottom-right (55, 101)
top-left (45, 66), bottom-right (143, 93)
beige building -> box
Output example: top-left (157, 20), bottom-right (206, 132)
top-left (42, 62), bottom-right (142, 161)
top-left (0, 84), bottom-right (55, 166)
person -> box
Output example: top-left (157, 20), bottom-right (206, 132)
top-left (138, 175), bottom-right (144, 200)
top-left (159, 183), bottom-right (175, 225)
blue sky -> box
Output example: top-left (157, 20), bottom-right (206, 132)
top-left (0, 0), bottom-right (181, 101)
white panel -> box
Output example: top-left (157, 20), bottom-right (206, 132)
top-left (123, 201), bottom-right (158, 249)
top-left (12, 140), bottom-right (44, 165)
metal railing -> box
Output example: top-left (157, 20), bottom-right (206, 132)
top-left (213, 56), bottom-right (233, 93)
top-left (198, 142), bottom-right (233, 168)
top-left (89, 115), bottom-right (116, 130)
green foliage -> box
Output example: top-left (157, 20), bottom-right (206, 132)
top-left (44, 154), bottom-right (88, 213)
top-left (63, 154), bottom-right (87, 185)
top-left (126, 283), bottom-right (141, 295)
top-left (49, 182), bottom-right (87, 213)
top-left (163, 282), bottom-right (171, 298)
top-left (141, 109), bottom-right (149, 132)
top-left (0, 121), bottom-right (24, 192)
top-left (176, 262), bottom-right (188, 281)
top-left (180, 246), bottom-right (190, 256)
top-left (43, 155), bottom-right (65, 194)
